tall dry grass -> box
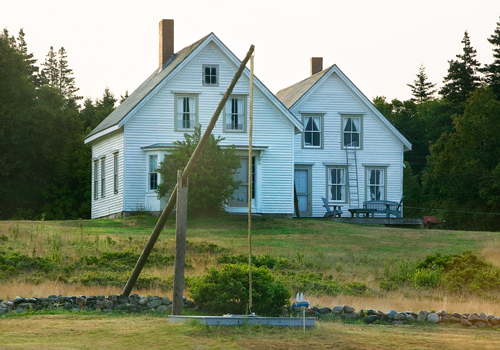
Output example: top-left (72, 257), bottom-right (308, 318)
top-left (309, 291), bottom-right (500, 315)
top-left (0, 281), bottom-right (172, 300)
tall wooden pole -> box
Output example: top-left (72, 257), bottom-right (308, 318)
top-left (172, 170), bottom-right (188, 315)
top-left (248, 53), bottom-right (254, 313)
top-left (122, 44), bottom-right (255, 296)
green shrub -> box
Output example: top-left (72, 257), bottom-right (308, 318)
top-left (415, 252), bottom-right (457, 270)
top-left (217, 253), bottom-right (289, 269)
top-left (189, 264), bottom-right (290, 316)
top-left (78, 251), bottom-right (174, 270)
top-left (440, 251), bottom-right (500, 294)
top-left (281, 272), bottom-right (370, 296)
top-left (408, 267), bottom-right (443, 289)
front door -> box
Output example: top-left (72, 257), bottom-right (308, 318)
top-left (294, 166), bottom-right (312, 217)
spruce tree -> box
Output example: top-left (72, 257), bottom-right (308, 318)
top-left (482, 16), bottom-right (500, 99)
top-left (15, 29), bottom-right (39, 86)
top-left (439, 31), bottom-right (482, 105)
top-left (40, 46), bottom-right (59, 87)
top-left (407, 64), bottom-right (436, 103)
top-left (57, 47), bottom-right (81, 102)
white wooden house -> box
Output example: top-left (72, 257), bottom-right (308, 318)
top-left (84, 20), bottom-right (302, 219)
top-left (276, 58), bottom-right (412, 217)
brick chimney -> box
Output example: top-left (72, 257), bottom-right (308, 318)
top-left (159, 19), bottom-right (174, 68)
top-left (310, 57), bottom-right (323, 76)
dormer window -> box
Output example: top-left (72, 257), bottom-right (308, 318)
top-left (203, 65), bottom-right (218, 86)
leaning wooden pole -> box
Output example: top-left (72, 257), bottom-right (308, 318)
top-left (122, 44), bottom-right (255, 296)
top-left (248, 53), bottom-right (254, 313)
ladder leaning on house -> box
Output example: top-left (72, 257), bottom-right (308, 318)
top-left (345, 148), bottom-right (360, 209)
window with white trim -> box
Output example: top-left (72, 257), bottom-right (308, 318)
top-left (224, 97), bottom-right (246, 132)
top-left (148, 155), bottom-right (159, 191)
top-left (113, 153), bottom-right (119, 194)
top-left (203, 65), bottom-right (218, 86)
top-left (327, 167), bottom-right (347, 202)
top-left (342, 116), bottom-right (362, 148)
top-left (93, 160), bottom-right (98, 200)
top-left (367, 168), bottom-right (385, 200)
top-left (303, 115), bottom-right (322, 148)
top-left (100, 158), bottom-right (106, 197)
top-left (175, 95), bottom-right (197, 131)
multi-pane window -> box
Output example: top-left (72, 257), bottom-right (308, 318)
top-left (93, 160), bottom-right (98, 200)
top-left (328, 167), bottom-right (346, 202)
top-left (304, 116), bottom-right (322, 148)
top-left (343, 117), bottom-right (361, 148)
top-left (367, 168), bottom-right (385, 200)
top-left (149, 155), bottom-right (159, 191)
top-left (231, 157), bottom-right (256, 207)
top-left (225, 97), bottom-right (245, 132)
top-left (113, 153), bottom-right (119, 194)
top-left (100, 158), bottom-right (106, 197)
top-left (176, 96), bottom-right (196, 131)
top-left (203, 65), bottom-right (218, 86)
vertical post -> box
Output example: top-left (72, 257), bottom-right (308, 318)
top-left (172, 170), bottom-right (188, 315)
top-left (248, 53), bottom-right (254, 313)
top-left (303, 307), bottom-right (306, 333)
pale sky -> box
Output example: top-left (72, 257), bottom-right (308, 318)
top-left (2, 0), bottom-right (500, 104)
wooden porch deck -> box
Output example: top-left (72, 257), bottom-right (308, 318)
top-left (329, 217), bottom-right (423, 227)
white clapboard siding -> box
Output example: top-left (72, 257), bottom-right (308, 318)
top-left (291, 71), bottom-right (404, 217)
top-left (90, 130), bottom-right (124, 219)
top-left (123, 41), bottom-right (295, 215)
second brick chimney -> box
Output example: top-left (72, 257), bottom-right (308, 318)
top-left (159, 19), bottom-right (174, 68)
top-left (310, 57), bottom-right (323, 76)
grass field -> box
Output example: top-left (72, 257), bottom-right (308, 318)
top-left (1, 215), bottom-right (500, 313)
top-left (1, 313), bottom-right (500, 350)
top-left (1, 215), bottom-right (500, 348)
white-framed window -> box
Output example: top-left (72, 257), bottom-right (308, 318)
top-left (100, 158), bottom-right (106, 198)
top-left (93, 160), bottom-right (98, 200)
top-left (224, 96), bottom-right (246, 132)
top-left (202, 64), bottom-right (219, 86)
top-left (366, 167), bottom-right (386, 200)
top-left (231, 157), bottom-right (255, 207)
top-left (148, 155), bottom-right (159, 191)
top-left (342, 116), bottom-right (362, 149)
top-left (303, 115), bottom-right (323, 148)
top-left (113, 153), bottom-right (119, 194)
top-left (327, 167), bottom-right (347, 202)
top-left (175, 95), bottom-right (198, 131)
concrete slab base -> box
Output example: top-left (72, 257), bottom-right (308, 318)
top-left (168, 315), bottom-right (315, 327)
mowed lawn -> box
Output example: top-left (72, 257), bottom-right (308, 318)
top-left (1, 313), bottom-right (499, 350)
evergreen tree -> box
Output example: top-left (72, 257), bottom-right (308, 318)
top-left (57, 47), bottom-right (81, 102)
top-left (407, 64), bottom-right (436, 103)
top-left (482, 16), bottom-right (500, 99)
top-left (439, 31), bottom-right (482, 105)
top-left (15, 28), bottom-right (39, 86)
top-left (120, 90), bottom-right (129, 103)
top-left (40, 46), bottom-right (59, 87)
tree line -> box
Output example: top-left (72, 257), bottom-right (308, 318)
top-left (3, 18), bottom-right (500, 230)
top-left (374, 17), bottom-right (500, 230)
top-left (0, 28), bottom-right (125, 220)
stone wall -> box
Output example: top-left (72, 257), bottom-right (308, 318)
top-left (2, 295), bottom-right (500, 330)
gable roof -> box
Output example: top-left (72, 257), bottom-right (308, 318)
top-left (276, 64), bottom-right (412, 151)
top-left (85, 33), bottom-right (302, 143)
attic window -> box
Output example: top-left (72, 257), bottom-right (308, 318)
top-left (203, 65), bottom-right (218, 86)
